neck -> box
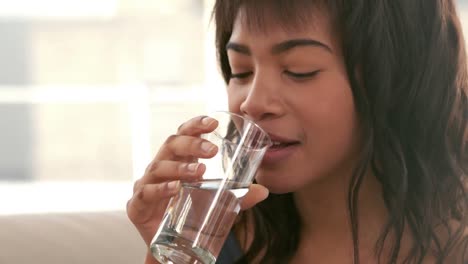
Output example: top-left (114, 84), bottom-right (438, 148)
top-left (293, 167), bottom-right (388, 260)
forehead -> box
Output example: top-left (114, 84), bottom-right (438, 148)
top-left (229, 7), bottom-right (336, 50)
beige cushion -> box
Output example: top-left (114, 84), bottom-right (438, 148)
top-left (0, 211), bottom-right (146, 264)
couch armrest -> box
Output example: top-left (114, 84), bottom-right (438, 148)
top-left (0, 211), bottom-right (146, 264)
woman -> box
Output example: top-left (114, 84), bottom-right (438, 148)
top-left (127, 0), bottom-right (468, 263)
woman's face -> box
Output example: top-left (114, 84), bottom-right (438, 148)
top-left (226, 9), bottom-right (362, 193)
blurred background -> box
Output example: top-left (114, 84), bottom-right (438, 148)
top-left (0, 0), bottom-right (227, 215)
top-left (0, 0), bottom-right (467, 215)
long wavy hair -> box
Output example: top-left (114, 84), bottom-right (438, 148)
top-left (213, 0), bottom-right (468, 263)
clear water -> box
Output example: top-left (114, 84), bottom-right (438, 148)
top-left (151, 180), bottom-right (249, 264)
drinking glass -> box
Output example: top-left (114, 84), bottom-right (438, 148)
top-left (150, 111), bottom-right (271, 264)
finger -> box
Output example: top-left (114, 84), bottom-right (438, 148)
top-left (127, 182), bottom-right (180, 223)
top-left (138, 161), bottom-right (206, 187)
top-left (240, 184), bottom-right (269, 210)
top-left (156, 135), bottom-right (218, 161)
top-left (177, 116), bottom-right (218, 136)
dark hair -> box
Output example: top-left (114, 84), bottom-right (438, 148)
top-left (213, 0), bottom-right (468, 263)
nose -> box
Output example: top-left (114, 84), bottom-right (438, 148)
top-left (239, 70), bottom-right (285, 121)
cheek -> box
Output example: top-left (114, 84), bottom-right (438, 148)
top-left (315, 103), bottom-right (359, 153)
top-left (304, 72), bottom-right (357, 135)
top-left (311, 87), bottom-right (356, 133)
top-left (301, 83), bottom-right (361, 171)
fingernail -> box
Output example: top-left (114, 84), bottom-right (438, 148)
top-left (202, 116), bottom-right (215, 126)
top-left (201, 141), bottom-right (215, 153)
top-left (167, 181), bottom-right (179, 190)
top-left (187, 163), bottom-right (199, 172)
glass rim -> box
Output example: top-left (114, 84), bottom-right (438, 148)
top-left (207, 110), bottom-right (273, 148)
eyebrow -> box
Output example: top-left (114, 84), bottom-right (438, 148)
top-left (226, 38), bottom-right (333, 55)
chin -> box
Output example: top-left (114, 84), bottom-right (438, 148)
top-left (264, 186), bottom-right (293, 194)
top-left (255, 172), bottom-right (297, 194)
top-left (255, 167), bottom-right (328, 194)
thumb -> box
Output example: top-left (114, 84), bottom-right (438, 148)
top-left (240, 184), bottom-right (269, 210)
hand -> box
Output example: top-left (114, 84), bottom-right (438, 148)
top-left (126, 115), bottom-right (269, 263)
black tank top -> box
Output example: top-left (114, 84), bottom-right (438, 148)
top-left (216, 232), bottom-right (244, 264)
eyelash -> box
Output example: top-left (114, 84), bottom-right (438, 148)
top-left (230, 72), bottom-right (252, 79)
top-left (229, 70), bottom-right (320, 80)
top-left (284, 70), bottom-right (321, 79)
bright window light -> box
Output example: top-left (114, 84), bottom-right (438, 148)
top-left (0, 0), bottom-right (118, 18)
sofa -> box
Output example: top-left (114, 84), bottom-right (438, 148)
top-left (0, 211), bottom-right (147, 264)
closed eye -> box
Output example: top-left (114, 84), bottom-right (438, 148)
top-left (285, 70), bottom-right (321, 79)
top-left (230, 72), bottom-right (252, 79)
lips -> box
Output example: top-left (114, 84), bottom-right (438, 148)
top-left (268, 133), bottom-right (300, 147)
top-left (262, 133), bottom-right (301, 165)
top-left (270, 141), bottom-right (299, 149)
